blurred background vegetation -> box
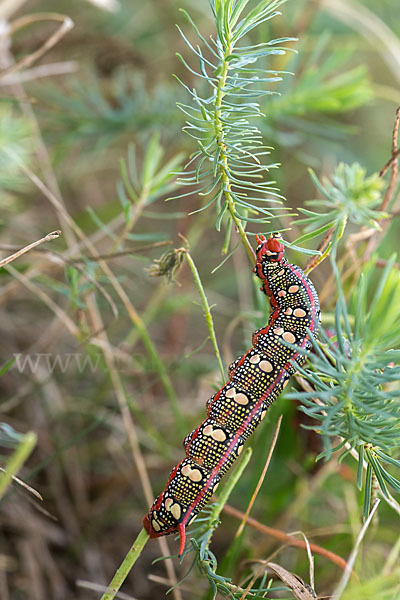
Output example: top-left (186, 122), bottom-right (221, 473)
top-left (0, 0), bottom-right (399, 598)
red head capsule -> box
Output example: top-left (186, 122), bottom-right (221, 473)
top-left (256, 234), bottom-right (285, 264)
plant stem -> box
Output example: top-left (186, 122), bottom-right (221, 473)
top-left (0, 230), bottom-right (61, 269)
top-left (213, 39), bottom-right (255, 263)
top-left (100, 528), bottom-right (150, 600)
top-left (0, 432), bottom-right (37, 499)
top-left (185, 251), bottom-right (225, 382)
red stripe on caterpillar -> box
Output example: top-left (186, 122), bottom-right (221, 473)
top-left (143, 234), bottom-right (321, 556)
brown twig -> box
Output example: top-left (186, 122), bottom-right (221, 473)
top-left (223, 503), bottom-right (349, 573)
top-left (5, 264), bottom-right (81, 338)
top-left (0, 60), bottom-right (78, 85)
top-left (379, 107), bottom-right (400, 211)
top-left (379, 147), bottom-right (400, 180)
top-left (0, 230), bottom-right (61, 269)
top-left (0, 13), bottom-right (74, 80)
top-left (0, 467), bottom-right (42, 500)
top-left (305, 227), bottom-right (334, 274)
top-left (68, 240), bottom-right (172, 263)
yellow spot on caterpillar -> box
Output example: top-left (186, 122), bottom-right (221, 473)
top-left (283, 380), bottom-right (289, 389)
top-left (278, 290), bottom-right (286, 297)
top-left (226, 388), bottom-right (236, 398)
top-left (188, 515), bottom-right (197, 525)
top-left (260, 360), bottom-right (273, 372)
top-left (212, 428), bottom-right (227, 442)
top-left (294, 308), bottom-right (306, 317)
top-left (182, 463), bottom-right (202, 481)
top-left (238, 445), bottom-right (243, 454)
top-left (288, 285), bottom-right (299, 293)
top-left (235, 392), bottom-right (249, 405)
top-left (152, 519), bottom-right (161, 532)
top-left (203, 425), bottom-right (213, 436)
top-left (278, 269), bottom-right (285, 276)
top-left (260, 410), bottom-right (267, 420)
top-left (189, 468), bottom-right (202, 482)
top-left (171, 503), bottom-right (182, 520)
top-left (274, 327), bottom-right (284, 336)
top-left (213, 482), bottom-right (220, 492)
top-left (283, 331), bottom-right (296, 344)
top-left (284, 307), bottom-right (293, 315)
top-left (250, 354), bottom-right (260, 364)
top-left (165, 498), bottom-right (173, 511)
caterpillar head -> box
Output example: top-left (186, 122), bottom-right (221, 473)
top-left (256, 233), bottom-right (285, 264)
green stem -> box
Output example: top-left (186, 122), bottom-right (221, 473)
top-left (185, 251), bottom-right (225, 382)
top-left (100, 528), bottom-right (150, 600)
top-left (213, 38), bottom-right (255, 264)
top-left (0, 432), bottom-right (37, 499)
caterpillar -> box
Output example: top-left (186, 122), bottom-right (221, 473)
top-left (143, 234), bottom-right (321, 555)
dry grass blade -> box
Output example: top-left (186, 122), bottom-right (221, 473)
top-left (0, 61), bottom-right (78, 85)
top-left (0, 231), bottom-right (61, 269)
top-left (332, 499), bottom-right (380, 599)
top-left (0, 13), bottom-right (74, 80)
top-left (0, 0), bottom-right (28, 20)
top-left (85, 0), bottom-right (121, 11)
top-left (68, 240), bottom-right (172, 263)
top-left (267, 562), bottom-right (317, 599)
top-left (0, 467), bottom-right (42, 500)
top-left (288, 531), bottom-right (315, 591)
top-left (76, 579), bottom-right (137, 599)
top-left (4, 264), bottom-right (80, 338)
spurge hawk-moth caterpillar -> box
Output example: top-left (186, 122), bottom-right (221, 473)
top-left (143, 234), bottom-right (321, 555)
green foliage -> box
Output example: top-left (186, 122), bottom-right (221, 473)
top-left (268, 40), bottom-right (373, 119)
top-left (172, 0), bottom-right (295, 235)
top-left (38, 71), bottom-right (180, 152)
top-left (0, 429), bottom-right (37, 500)
top-left (291, 257), bottom-right (400, 513)
top-left (0, 423), bottom-right (24, 450)
top-left (115, 135), bottom-right (185, 242)
top-left (341, 573), bottom-right (400, 600)
top-left (0, 357), bottom-right (16, 378)
top-left (295, 162), bottom-right (386, 246)
top-left (263, 38), bottom-right (374, 156)
top-left (0, 107), bottom-right (33, 192)
top-left (117, 135), bottom-right (184, 217)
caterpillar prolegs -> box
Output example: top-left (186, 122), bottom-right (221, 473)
top-left (143, 234), bottom-right (321, 555)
